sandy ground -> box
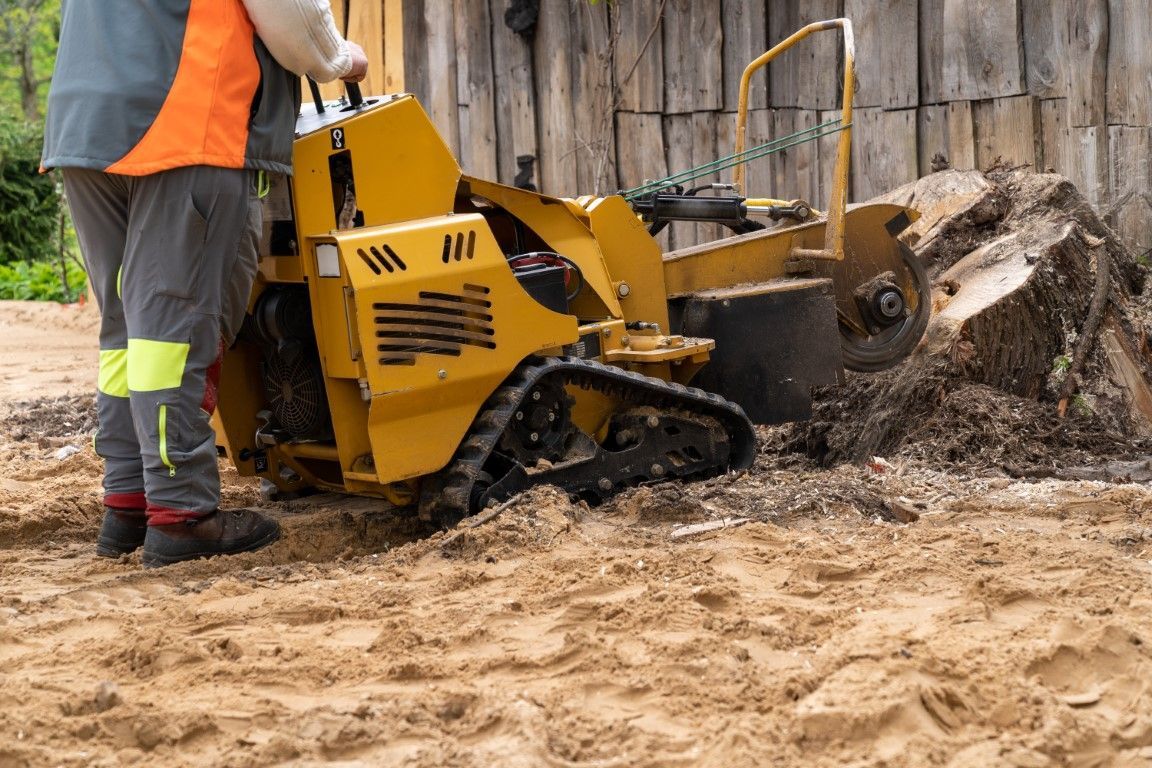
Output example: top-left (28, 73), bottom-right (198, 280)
top-left (2, 300), bottom-right (1152, 767)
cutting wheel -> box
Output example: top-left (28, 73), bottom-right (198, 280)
top-left (819, 210), bottom-right (931, 373)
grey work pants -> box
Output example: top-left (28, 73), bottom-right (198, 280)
top-left (63, 166), bottom-right (260, 517)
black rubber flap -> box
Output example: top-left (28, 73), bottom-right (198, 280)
top-left (682, 278), bottom-right (843, 424)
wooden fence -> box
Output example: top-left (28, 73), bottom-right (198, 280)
top-left (323, 0), bottom-right (1152, 256)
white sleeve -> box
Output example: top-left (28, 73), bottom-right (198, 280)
top-left (242, 0), bottom-right (353, 82)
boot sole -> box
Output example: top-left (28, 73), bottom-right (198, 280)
top-left (140, 526), bottom-right (282, 568)
top-left (96, 539), bottom-right (143, 558)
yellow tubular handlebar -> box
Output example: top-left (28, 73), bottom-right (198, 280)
top-left (733, 18), bottom-right (855, 262)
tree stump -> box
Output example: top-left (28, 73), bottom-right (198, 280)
top-left (798, 168), bottom-right (1152, 468)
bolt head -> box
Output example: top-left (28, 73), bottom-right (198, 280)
top-left (532, 391), bottom-right (541, 401)
top-left (437, 369), bottom-right (448, 379)
top-left (515, 411), bottom-right (524, 420)
top-left (529, 432), bottom-right (539, 442)
top-left (598, 477), bottom-right (613, 492)
top-left (646, 415), bottom-right (660, 428)
top-left (650, 463), bottom-right (665, 477)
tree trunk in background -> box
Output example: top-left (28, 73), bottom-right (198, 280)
top-left (18, 41), bottom-right (38, 121)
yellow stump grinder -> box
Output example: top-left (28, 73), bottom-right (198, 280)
top-left (212, 19), bottom-right (930, 525)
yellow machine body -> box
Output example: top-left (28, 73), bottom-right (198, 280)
top-left (212, 20), bottom-right (929, 515)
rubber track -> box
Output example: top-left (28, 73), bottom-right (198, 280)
top-left (420, 356), bottom-right (757, 524)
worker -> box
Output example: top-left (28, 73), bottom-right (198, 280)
top-left (41, 0), bottom-right (368, 567)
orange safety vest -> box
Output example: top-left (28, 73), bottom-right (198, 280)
top-left (43, 0), bottom-right (299, 176)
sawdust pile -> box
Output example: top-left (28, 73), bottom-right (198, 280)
top-left (799, 168), bottom-right (1152, 470)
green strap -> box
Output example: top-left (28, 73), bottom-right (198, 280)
top-left (621, 118), bottom-right (849, 201)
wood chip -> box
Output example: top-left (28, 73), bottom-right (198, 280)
top-left (1058, 690), bottom-right (1102, 707)
top-left (671, 517), bottom-right (752, 539)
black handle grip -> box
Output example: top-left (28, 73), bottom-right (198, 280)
top-left (346, 82), bottom-right (363, 108)
top-left (306, 77), bottom-right (325, 114)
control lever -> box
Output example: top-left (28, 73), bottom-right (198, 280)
top-left (346, 82), bottom-right (364, 109)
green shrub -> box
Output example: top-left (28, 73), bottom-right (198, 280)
top-left (0, 111), bottom-right (60, 265)
top-left (0, 256), bottom-right (85, 302)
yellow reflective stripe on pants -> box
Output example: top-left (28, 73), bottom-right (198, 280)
top-left (158, 404), bottom-right (175, 477)
top-left (97, 348), bottom-right (129, 397)
top-left (127, 338), bottom-right (189, 392)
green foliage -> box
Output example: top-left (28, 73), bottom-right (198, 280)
top-left (0, 254), bottom-right (84, 302)
top-left (1071, 394), bottom-right (1094, 417)
top-left (0, 0), bottom-right (59, 119)
top-left (1052, 355), bottom-right (1071, 373)
top-left (0, 2), bottom-right (76, 301)
top-left (0, 110), bottom-right (59, 265)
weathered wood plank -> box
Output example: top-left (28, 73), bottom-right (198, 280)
top-left (453, 0), bottom-right (497, 179)
top-left (534, 0), bottom-right (577, 194)
top-left (917, 101), bottom-right (976, 174)
top-left (817, 109), bottom-right (841, 208)
top-left (658, 112), bottom-right (720, 247)
top-left (844, 0), bottom-right (918, 108)
top-left (383, 0), bottom-right (404, 92)
top-left (346, 0), bottom-right (384, 95)
top-left (615, 111), bottom-right (668, 249)
top-left (1039, 98), bottom-right (1067, 172)
top-left (570, 0), bottom-right (617, 194)
top-left (721, 0), bottom-right (767, 112)
top-left (771, 109), bottom-right (822, 208)
top-left (1106, 0), bottom-right (1152, 127)
top-left (664, 113), bottom-right (695, 249)
top-left (918, 0), bottom-right (946, 104)
top-left (1038, 99), bottom-right (1109, 210)
top-left (611, 0), bottom-right (665, 113)
top-left (973, 95), bottom-right (1039, 170)
top-left (693, 110), bottom-right (721, 244)
top-left (767, 0), bottom-right (844, 111)
top-left (1108, 126), bottom-right (1152, 254)
top-left (946, 101), bottom-right (977, 170)
top-left (1066, 127), bottom-right (1109, 210)
top-left (318, 0), bottom-right (348, 100)
top-left (663, 0), bottom-right (722, 114)
top-left (740, 109), bottom-right (774, 202)
top-left (941, 0), bottom-right (1027, 101)
top-left (490, 0), bottom-right (538, 187)
top-left (421, 0), bottom-right (459, 157)
top-left (401, 0), bottom-right (429, 109)
top-left (917, 105), bottom-right (948, 177)
top-left (1021, 0), bottom-right (1068, 99)
top-left (716, 109), bottom-right (737, 184)
top-left (1066, 0), bottom-right (1108, 127)
top-left (850, 107), bottom-right (917, 202)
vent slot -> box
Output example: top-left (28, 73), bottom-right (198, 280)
top-left (373, 288), bottom-right (495, 365)
top-left (440, 231), bottom-right (477, 263)
top-left (357, 244), bottom-right (407, 275)
top-left (357, 249), bottom-right (380, 275)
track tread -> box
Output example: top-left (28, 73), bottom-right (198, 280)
top-left (419, 357), bottom-right (756, 526)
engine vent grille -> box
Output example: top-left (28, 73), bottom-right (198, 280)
top-left (356, 244), bottom-right (407, 275)
top-left (372, 285), bottom-right (494, 366)
top-left (441, 230), bottom-right (477, 263)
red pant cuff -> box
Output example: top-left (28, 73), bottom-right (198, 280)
top-left (146, 505), bottom-right (206, 526)
top-left (105, 491), bottom-right (147, 510)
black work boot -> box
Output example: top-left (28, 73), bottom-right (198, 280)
top-left (140, 509), bottom-right (281, 568)
top-left (96, 507), bottom-right (148, 558)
